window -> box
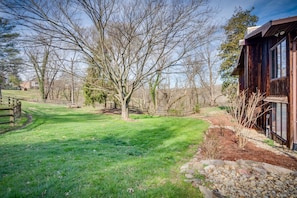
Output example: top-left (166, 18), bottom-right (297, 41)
top-left (271, 103), bottom-right (287, 140)
top-left (271, 39), bottom-right (287, 79)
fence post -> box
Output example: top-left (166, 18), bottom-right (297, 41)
top-left (16, 100), bottom-right (21, 118)
top-left (0, 97), bottom-right (21, 127)
top-left (10, 108), bottom-right (15, 126)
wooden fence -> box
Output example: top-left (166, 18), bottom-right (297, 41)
top-left (0, 97), bottom-right (22, 126)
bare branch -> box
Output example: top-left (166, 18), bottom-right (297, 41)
top-left (1, 0), bottom-right (213, 120)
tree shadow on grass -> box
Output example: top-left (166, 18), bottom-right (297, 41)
top-left (8, 111), bottom-right (115, 134)
top-left (0, 125), bottom-right (192, 197)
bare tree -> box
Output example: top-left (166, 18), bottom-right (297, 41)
top-left (54, 51), bottom-right (82, 105)
top-left (184, 29), bottom-right (221, 107)
top-left (1, 0), bottom-right (212, 120)
top-left (196, 39), bottom-right (221, 106)
top-left (25, 37), bottom-right (60, 102)
top-left (148, 71), bottom-right (162, 114)
top-left (184, 57), bottom-right (200, 110)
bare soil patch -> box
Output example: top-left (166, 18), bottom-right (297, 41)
top-left (201, 113), bottom-right (297, 171)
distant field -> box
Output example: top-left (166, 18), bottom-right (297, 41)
top-left (2, 89), bottom-right (40, 101)
top-left (0, 92), bottom-right (209, 197)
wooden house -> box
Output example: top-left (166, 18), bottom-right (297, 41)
top-left (232, 16), bottom-right (297, 150)
top-left (20, 79), bottom-right (39, 90)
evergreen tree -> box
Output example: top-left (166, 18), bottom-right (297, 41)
top-left (83, 64), bottom-right (109, 107)
top-left (219, 7), bottom-right (258, 96)
top-left (0, 17), bottom-right (22, 95)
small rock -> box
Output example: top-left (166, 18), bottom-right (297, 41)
top-left (290, 171), bottom-right (297, 177)
top-left (199, 185), bottom-right (214, 198)
top-left (262, 163), bottom-right (293, 174)
top-left (185, 174), bottom-right (194, 179)
top-left (192, 162), bottom-right (204, 170)
top-left (180, 163), bottom-right (189, 173)
top-left (252, 167), bottom-right (267, 175)
top-left (210, 160), bottom-right (225, 166)
top-left (267, 176), bottom-right (274, 180)
top-left (237, 168), bottom-right (249, 175)
top-left (204, 164), bottom-right (215, 173)
top-left (224, 160), bottom-right (238, 167)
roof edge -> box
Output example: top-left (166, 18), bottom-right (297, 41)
top-left (245, 15), bottom-right (297, 39)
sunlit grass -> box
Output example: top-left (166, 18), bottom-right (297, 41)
top-left (2, 89), bottom-right (40, 101)
top-left (200, 106), bottom-right (226, 116)
top-left (0, 101), bottom-right (208, 197)
top-left (0, 93), bottom-right (30, 133)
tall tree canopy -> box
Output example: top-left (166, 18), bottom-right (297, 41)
top-left (1, 0), bottom-right (213, 120)
top-left (219, 7), bottom-right (258, 96)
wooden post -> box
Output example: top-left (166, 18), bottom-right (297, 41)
top-left (292, 39), bottom-right (297, 149)
top-left (10, 108), bottom-right (14, 126)
top-left (17, 101), bottom-right (21, 118)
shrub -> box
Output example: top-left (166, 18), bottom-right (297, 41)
top-left (194, 103), bottom-right (200, 113)
top-left (200, 130), bottom-right (221, 159)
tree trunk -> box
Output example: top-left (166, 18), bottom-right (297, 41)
top-left (121, 100), bottom-right (129, 120)
top-left (71, 84), bottom-right (75, 104)
top-left (210, 85), bottom-right (215, 106)
top-left (40, 81), bottom-right (46, 102)
top-left (71, 61), bottom-right (75, 104)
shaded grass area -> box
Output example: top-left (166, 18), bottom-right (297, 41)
top-left (0, 102), bottom-right (208, 197)
top-left (0, 90), bottom-right (38, 133)
top-left (0, 109), bottom-right (30, 134)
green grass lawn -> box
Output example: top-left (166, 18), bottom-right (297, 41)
top-left (0, 94), bottom-right (29, 133)
top-left (0, 100), bottom-right (209, 197)
top-left (2, 89), bottom-right (40, 101)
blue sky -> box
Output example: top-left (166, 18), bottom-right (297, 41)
top-left (211, 0), bottom-right (297, 25)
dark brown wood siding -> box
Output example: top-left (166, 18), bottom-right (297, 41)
top-left (270, 78), bottom-right (288, 96)
top-left (238, 17), bottom-right (297, 149)
top-left (246, 39), bottom-right (267, 129)
top-left (288, 32), bottom-right (297, 149)
top-left (261, 38), bottom-right (270, 94)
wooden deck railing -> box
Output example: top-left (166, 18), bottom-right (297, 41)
top-left (0, 97), bottom-right (22, 126)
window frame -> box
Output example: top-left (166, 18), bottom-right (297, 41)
top-left (270, 102), bottom-right (287, 140)
top-left (270, 38), bottom-right (287, 80)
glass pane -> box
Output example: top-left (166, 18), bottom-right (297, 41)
top-left (276, 103), bottom-right (281, 136)
top-left (271, 50), bottom-right (276, 78)
top-left (277, 45), bottom-right (281, 78)
top-left (281, 40), bottom-right (286, 77)
top-left (271, 103), bottom-right (276, 132)
top-left (281, 104), bottom-right (287, 140)
top-left (271, 39), bottom-right (287, 79)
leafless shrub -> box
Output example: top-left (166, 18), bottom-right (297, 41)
top-left (228, 89), bottom-right (271, 148)
top-left (218, 120), bottom-right (226, 136)
top-left (200, 130), bottom-right (221, 159)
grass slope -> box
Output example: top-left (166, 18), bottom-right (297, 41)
top-left (0, 100), bottom-right (208, 197)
